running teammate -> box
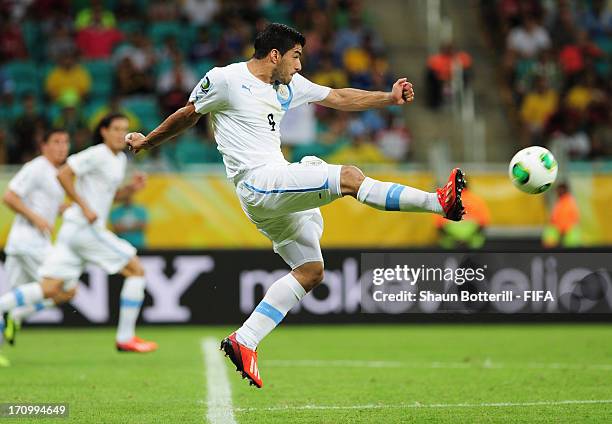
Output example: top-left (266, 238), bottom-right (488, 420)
top-left (1, 130), bottom-right (71, 365)
top-left (0, 114), bottom-right (157, 353)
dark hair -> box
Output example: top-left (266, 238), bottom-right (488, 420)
top-left (93, 113), bottom-right (127, 144)
top-left (41, 128), bottom-right (68, 144)
top-left (253, 23), bottom-right (305, 59)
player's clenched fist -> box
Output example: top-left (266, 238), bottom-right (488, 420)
top-left (391, 78), bottom-right (415, 105)
top-left (125, 132), bottom-right (147, 153)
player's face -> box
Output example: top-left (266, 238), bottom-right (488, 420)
top-left (102, 117), bottom-right (130, 152)
top-left (42, 132), bottom-right (70, 166)
top-left (273, 45), bottom-right (302, 85)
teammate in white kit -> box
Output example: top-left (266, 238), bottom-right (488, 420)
top-left (0, 114), bottom-right (157, 353)
top-left (1, 130), bottom-right (72, 366)
top-left (127, 24), bottom-right (465, 387)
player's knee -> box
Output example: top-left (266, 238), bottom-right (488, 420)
top-left (122, 257), bottom-right (145, 277)
top-left (293, 262), bottom-right (325, 291)
top-left (41, 278), bottom-right (63, 299)
top-left (340, 165), bottom-right (365, 197)
top-left (52, 288), bottom-right (76, 305)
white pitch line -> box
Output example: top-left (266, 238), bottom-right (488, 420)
top-left (201, 338), bottom-right (237, 424)
top-left (235, 399), bottom-right (612, 413)
top-left (263, 359), bottom-right (612, 371)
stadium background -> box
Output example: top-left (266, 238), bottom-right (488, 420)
top-left (0, 0), bottom-right (611, 317)
top-left (0, 2), bottom-right (611, 423)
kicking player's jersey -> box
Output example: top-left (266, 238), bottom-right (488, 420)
top-left (188, 62), bottom-right (331, 179)
top-left (64, 143), bottom-right (126, 227)
top-left (4, 156), bottom-right (65, 256)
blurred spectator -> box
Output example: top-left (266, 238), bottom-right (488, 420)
top-left (542, 182), bottom-right (581, 247)
top-left (88, 96), bottom-right (141, 132)
top-left (434, 182), bottom-right (491, 249)
top-left (113, 33), bottom-right (157, 74)
top-left (110, 193), bottom-right (148, 248)
top-left (52, 89), bottom-right (88, 139)
top-left (75, 0), bottom-right (116, 30)
top-left (520, 75), bottom-right (558, 142)
top-left (114, 0), bottom-right (142, 20)
top-left (0, 14), bottom-right (28, 59)
top-left (514, 50), bottom-right (562, 102)
top-left (426, 42), bottom-right (473, 109)
top-left (189, 27), bottom-right (218, 63)
top-left (148, 0), bottom-right (180, 22)
top-left (10, 93), bottom-right (47, 164)
top-left (506, 14), bottom-right (551, 72)
top-left (0, 127), bottom-right (7, 164)
top-left (311, 56), bottom-right (348, 88)
top-left (592, 107), bottom-right (612, 157)
top-left (376, 110), bottom-right (411, 161)
top-left (45, 54), bottom-right (92, 102)
top-left (564, 71), bottom-right (604, 113)
top-left (327, 119), bottom-right (391, 164)
top-left (549, 115), bottom-right (591, 160)
top-left (578, 0), bottom-right (612, 41)
top-left (116, 56), bottom-right (154, 96)
top-left (76, 8), bottom-right (123, 59)
top-left (157, 54), bottom-right (197, 116)
top-left (182, 0), bottom-right (219, 25)
top-left (558, 30), bottom-right (604, 80)
top-left (46, 22), bottom-right (77, 62)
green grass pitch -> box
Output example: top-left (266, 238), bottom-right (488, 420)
top-left (0, 324), bottom-right (611, 423)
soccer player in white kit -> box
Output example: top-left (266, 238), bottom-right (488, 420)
top-left (0, 130), bottom-right (72, 366)
top-left (127, 24), bottom-right (465, 387)
top-left (0, 114), bottom-right (157, 353)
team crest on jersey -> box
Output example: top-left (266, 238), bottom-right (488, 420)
top-left (275, 84), bottom-right (293, 111)
top-left (200, 76), bottom-right (211, 94)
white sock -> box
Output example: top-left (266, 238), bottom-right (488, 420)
top-left (0, 283), bottom-right (44, 313)
top-left (11, 299), bottom-right (56, 324)
top-left (116, 276), bottom-right (146, 343)
top-left (356, 177), bottom-right (443, 213)
top-left (235, 273), bottom-right (306, 350)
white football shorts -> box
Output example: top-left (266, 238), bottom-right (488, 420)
top-left (38, 221), bottom-right (136, 290)
top-left (235, 156), bottom-right (342, 269)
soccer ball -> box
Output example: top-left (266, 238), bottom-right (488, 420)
top-left (508, 146), bottom-right (558, 194)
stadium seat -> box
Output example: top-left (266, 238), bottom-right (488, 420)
top-left (120, 97), bottom-right (161, 132)
top-left (2, 61), bottom-right (39, 98)
top-left (174, 136), bottom-right (221, 167)
top-left (83, 60), bottom-right (114, 99)
top-left (194, 59), bottom-right (215, 78)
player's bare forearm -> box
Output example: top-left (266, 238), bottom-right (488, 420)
top-left (318, 88), bottom-right (393, 111)
top-left (317, 78), bottom-right (415, 111)
top-left (140, 103), bottom-right (201, 151)
top-left (3, 190), bottom-right (43, 225)
top-left (57, 165), bottom-right (89, 213)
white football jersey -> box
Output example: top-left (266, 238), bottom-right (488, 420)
top-left (188, 62), bottom-right (331, 179)
top-left (63, 143), bottom-right (127, 227)
top-left (5, 156), bottom-right (65, 256)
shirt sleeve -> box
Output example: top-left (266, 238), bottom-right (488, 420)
top-left (188, 67), bottom-right (229, 114)
top-left (289, 73), bottom-right (331, 109)
top-left (67, 146), bottom-right (103, 176)
top-left (8, 161), bottom-right (38, 197)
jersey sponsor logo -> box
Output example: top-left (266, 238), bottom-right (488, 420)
top-left (241, 84), bottom-right (252, 94)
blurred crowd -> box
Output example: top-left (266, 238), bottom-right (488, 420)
top-left (0, 0), bottom-right (411, 168)
top-left (481, 0), bottom-right (611, 160)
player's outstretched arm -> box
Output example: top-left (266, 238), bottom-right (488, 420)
top-left (2, 190), bottom-right (53, 235)
top-left (317, 78), bottom-right (415, 111)
top-left (57, 164), bottom-right (97, 224)
top-left (115, 171), bottom-right (147, 202)
top-left (126, 102), bottom-right (201, 153)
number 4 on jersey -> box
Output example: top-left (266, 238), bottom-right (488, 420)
top-left (267, 114), bottom-right (276, 131)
